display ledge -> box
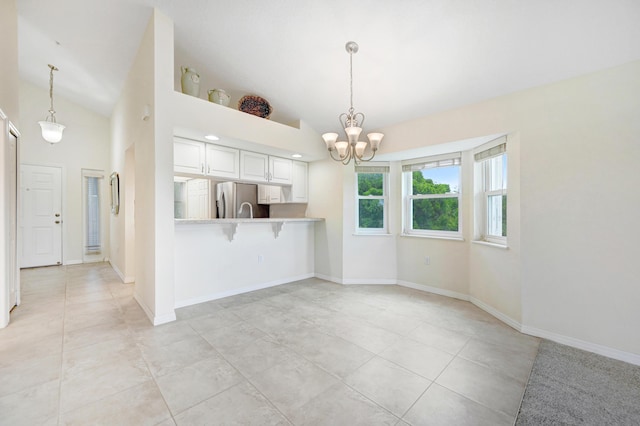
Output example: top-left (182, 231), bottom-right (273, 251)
top-left (175, 218), bottom-right (323, 241)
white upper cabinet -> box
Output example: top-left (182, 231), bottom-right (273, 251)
top-left (174, 139), bottom-right (205, 175)
top-left (291, 161), bottom-right (308, 203)
top-left (240, 152), bottom-right (292, 185)
top-left (258, 185), bottom-right (282, 204)
top-left (269, 156), bottom-right (293, 185)
top-left (205, 144), bottom-right (239, 179)
top-left (240, 151), bottom-right (269, 182)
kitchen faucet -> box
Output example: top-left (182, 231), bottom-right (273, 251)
top-left (238, 202), bottom-right (253, 218)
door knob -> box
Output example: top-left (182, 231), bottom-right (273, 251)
top-left (55, 213), bottom-right (60, 217)
top-left (55, 221), bottom-right (60, 224)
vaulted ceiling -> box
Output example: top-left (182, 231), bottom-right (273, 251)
top-left (17, 0), bottom-right (640, 134)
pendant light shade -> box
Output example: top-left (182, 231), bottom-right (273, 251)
top-left (38, 64), bottom-right (65, 144)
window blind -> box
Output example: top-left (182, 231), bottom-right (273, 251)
top-left (354, 165), bottom-right (390, 173)
top-left (401, 152), bottom-right (461, 172)
top-left (85, 176), bottom-right (101, 253)
top-left (474, 136), bottom-right (507, 162)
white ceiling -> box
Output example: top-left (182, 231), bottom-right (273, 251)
top-left (17, 0), bottom-right (640, 136)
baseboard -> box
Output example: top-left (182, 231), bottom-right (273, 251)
top-left (314, 274), bottom-right (397, 286)
top-left (397, 280), bottom-right (470, 302)
top-left (109, 260), bottom-right (135, 284)
top-left (314, 273), bottom-right (343, 284)
top-left (469, 296), bottom-right (521, 331)
top-left (521, 325), bottom-right (640, 367)
top-left (134, 292), bottom-right (176, 326)
top-left (174, 273), bottom-right (315, 309)
top-left (341, 278), bottom-right (397, 285)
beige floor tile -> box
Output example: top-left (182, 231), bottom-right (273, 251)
top-left (63, 321), bottom-right (132, 351)
top-left (289, 382), bottom-right (399, 425)
top-left (200, 321), bottom-right (268, 356)
top-left (139, 335), bottom-right (217, 378)
top-left (0, 352), bottom-right (61, 398)
top-left (458, 338), bottom-right (537, 384)
top-left (435, 357), bottom-right (526, 418)
top-left (174, 300), bottom-right (219, 321)
top-left (61, 337), bottom-right (152, 413)
top-left (174, 381), bottom-right (290, 426)
top-left (408, 321), bottom-right (471, 354)
top-left (403, 383), bottom-right (513, 426)
top-left (379, 337), bottom-right (454, 380)
top-left (133, 320), bottom-right (199, 348)
top-left (186, 309), bottom-right (243, 335)
top-left (221, 337), bottom-right (299, 378)
top-left (0, 379), bottom-right (59, 425)
top-left (61, 380), bottom-right (171, 426)
top-left (318, 314), bottom-right (402, 354)
top-left (345, 356), bottom-right (431, 417)
top-left (249, 355), bottom-right (339, 418)
top-left (155, 354), bottom-right (244, 415)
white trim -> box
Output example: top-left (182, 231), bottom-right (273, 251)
top-left (64, 259), bottom-right (83, 265)
top-left (341, 278), bottom-right (396, 285)
top-left (400, 233), bottom-right (464, 242)
top-left (471, 240), bottom-right (509, 249)
top-left (469, 297), bottom-right (521, 331)
top-left (397, 280), bottom-right (469, 301)
top-left (314, 273), bottom-right (343, 284)
top-left (521, 325), bottom-right (640, 367)
top-left (134, 292), bottom-right (176, 326)
top-left (109, 260), bottom-right (134, 283)
top-left (174, 273), bottom-right (314, 308)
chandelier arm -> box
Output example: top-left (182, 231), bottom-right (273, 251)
top-left (342, 148), bottom-right (354, 165)
top-left (328, 149), bottom-right (344, 162)
top-left (356, 149), bottom-right (378, 162)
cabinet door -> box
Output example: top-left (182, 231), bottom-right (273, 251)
top-left (240, 151), bottom-right (269, 183)
top-left (257, 185), bottom-right (282, 204)
top-left (269, 156), bottom-right (293, 185)
top-left (291, 161), bottom-right (308, 203)
top-left (205, 144), bottom-right (239, 179)
top-left (174, 139), bottom-right (205, 175)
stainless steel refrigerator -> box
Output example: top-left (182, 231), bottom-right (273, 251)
top-left (215, 182), bottom-right (267, 218)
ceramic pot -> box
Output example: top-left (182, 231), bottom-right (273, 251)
top-left (208, 89), bottom-right (231, 106)
top-left (180, 67), bottom-right (200, 97)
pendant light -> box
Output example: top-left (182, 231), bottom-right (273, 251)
top-left (38, 64), bottom-right (65, 144)
top-left (321, 42), bottom-right (384, 165)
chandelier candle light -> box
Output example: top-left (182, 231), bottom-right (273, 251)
top-left (38, 64), bottom-right (65, 144)
top-left (322, 41), bottom-right (384, 165)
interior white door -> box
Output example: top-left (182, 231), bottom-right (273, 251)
top-left (8, 131), bottom-right (18, 307)
top-left (20, 164), bottom-right (62, 268)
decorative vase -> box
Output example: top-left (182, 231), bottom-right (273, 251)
top-left (180, 67), bottom-right (200, 97)
top-left (208, 89), bottom-right (231, 106)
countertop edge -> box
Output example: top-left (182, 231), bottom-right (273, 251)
top-left (175, 218), bottom-right (324, 225)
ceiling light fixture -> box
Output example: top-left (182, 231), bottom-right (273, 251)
top-left (291, 154), bottom-right (302, 158)
top-left (38, 64), bottom-right (65, 144)
top-left (322, 41), bottom-right (384, 165)
top-left (204, 134), bottom-right (219, 141)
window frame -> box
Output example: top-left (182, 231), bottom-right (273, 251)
top-left (354, 165), bottom-right (389, 235)
top-left (402, 153), bottom-right (463, 239)
top-left (474, 138), bottom-right (508, 246)
top-left (82, 169), bottom-right (105, 262)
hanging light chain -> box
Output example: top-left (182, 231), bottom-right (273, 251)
top-left (47, 64), bottom-right (59, 121)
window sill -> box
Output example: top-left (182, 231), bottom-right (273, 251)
top-left (472, 240), bottom-right (509, 249)
top-left (400, 233), bottom-right (464, 242)
top-left (353, 232), bottom-right (393, 237)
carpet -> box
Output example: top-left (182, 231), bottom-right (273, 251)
top-left (516, 339), bottom-right (640, 425)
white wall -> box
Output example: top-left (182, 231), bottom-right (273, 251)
top-left (174, 222), bottom-right (315, 305)
top-left (110, 9), bottom-right (176, 325)
top-left (306, 159), bottom-right (344, 281)
top-left (0, 0), bottom-right (19, 328)
top-left (377, 60), bottom-right (640, 360)
top-left (19, 81), bottom-right (111, 265)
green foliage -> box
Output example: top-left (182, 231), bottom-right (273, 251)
top-left (357, 173), bottom-right (384, 228)
top-left (412, 171), bottom-right (458, 231)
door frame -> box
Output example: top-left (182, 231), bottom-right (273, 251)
top-left (20, 162), bottom-right (66, 268)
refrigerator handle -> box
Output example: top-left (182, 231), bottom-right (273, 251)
top-left (221, 192), bottom-right (226, 218)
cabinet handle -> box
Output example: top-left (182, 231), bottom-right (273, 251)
top-left (201, 163), bottom-right (204, 173)
top-left (207, 166), bottom-right (210, 174)
top-left (55, 220), bottom-right (61, 224)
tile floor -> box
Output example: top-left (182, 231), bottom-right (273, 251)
top-left (0, 263), bottom-right (540, 425)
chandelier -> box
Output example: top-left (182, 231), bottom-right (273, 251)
top-left (38, 64), bottom-right (65, 144)
top-left (322, 41), bottom-right (384, 165)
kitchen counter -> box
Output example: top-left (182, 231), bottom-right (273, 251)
top-left (175, 217), bottom-right (323, 224)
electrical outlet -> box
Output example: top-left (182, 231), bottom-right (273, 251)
top-left (258, 254), bottom-right (264, 264)
top-left (424, 256), bottom-right (430, 265)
